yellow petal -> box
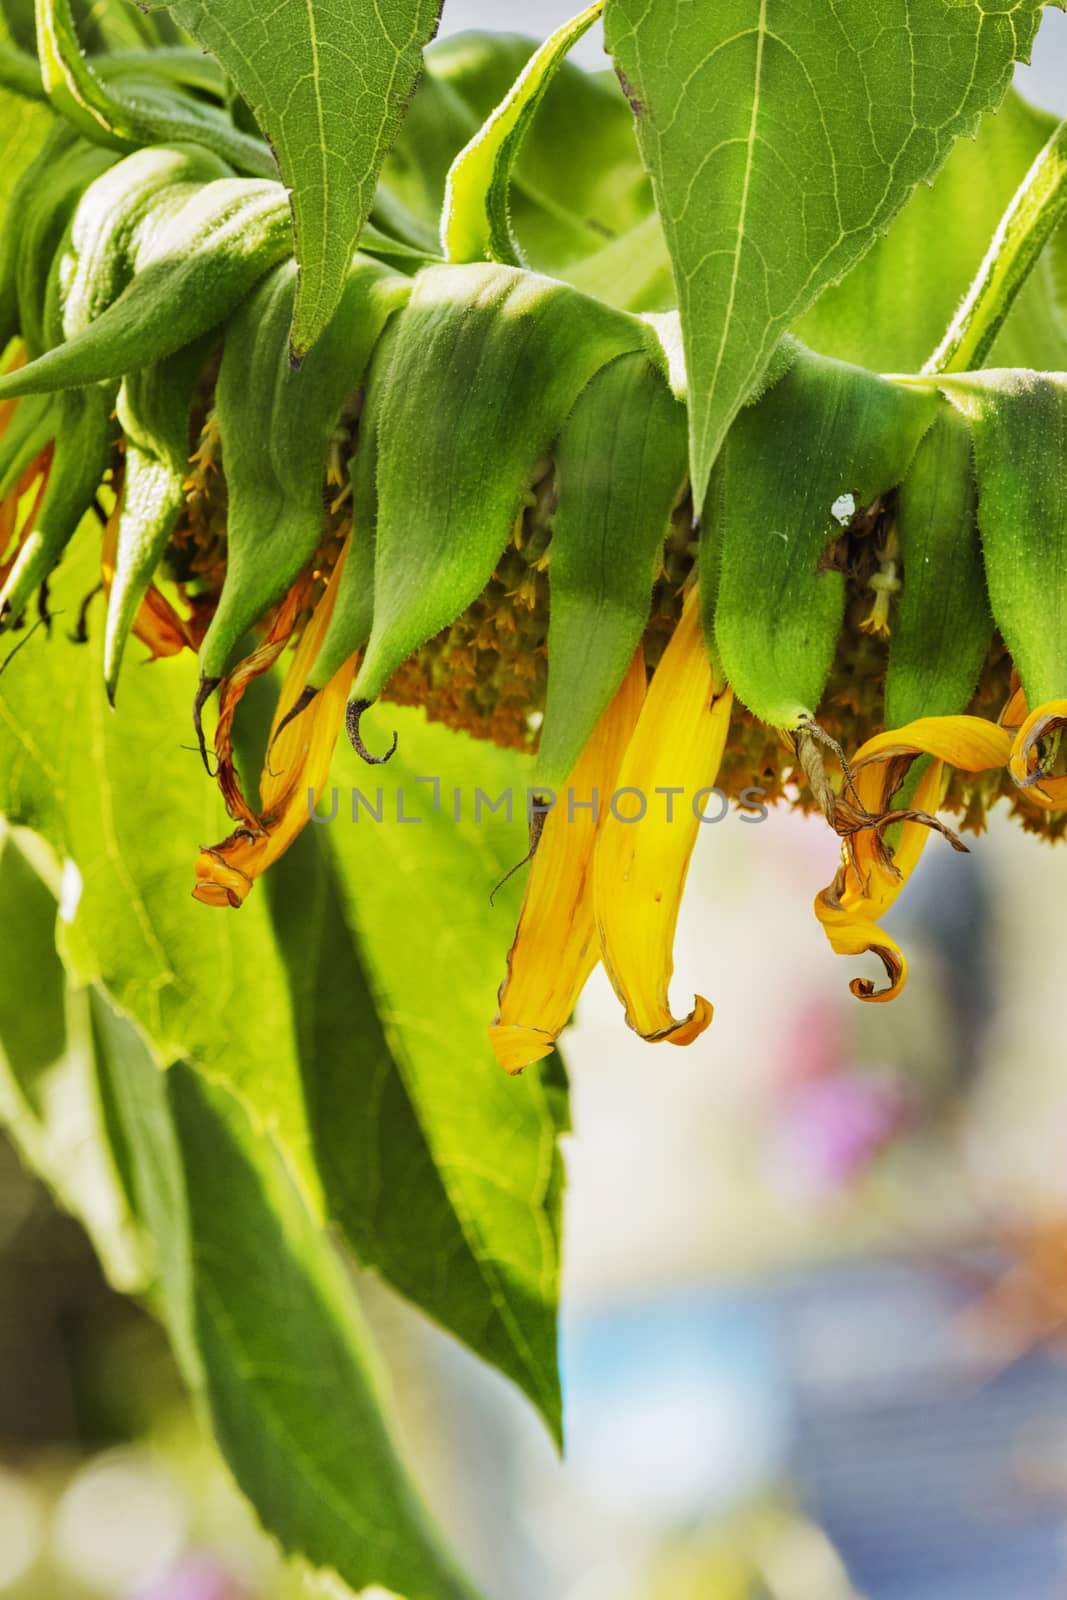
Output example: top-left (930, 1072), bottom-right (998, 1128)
top-left (594, 586), bottom-right (729, 1046)
top-left (490, 648), bottom-right (646, 1074)
top-left (193, 543), bottom-right (355, 906)
top-left (815, 901), bottom-right (908, 1003)
top-left (849, 715), bottom-right (1012, 776)
top-left (1008, 698), bottom-right (1067, 809)
top-left (487, 1024), bottom-right (556, 1075)
top-left (815, 714), bottom-right (1010, 1000)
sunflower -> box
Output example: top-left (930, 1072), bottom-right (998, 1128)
top-left (0, 28), bottom-right (1064, 1080)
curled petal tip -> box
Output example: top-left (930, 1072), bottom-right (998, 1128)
top-left (193, 675), bottom-right (221, 774)
top-left (270, 684), bottom-right (319, 751)
top-left (1008, 700), bottom-right (1067, 809)
top-left (345, 698), bottom-right (398, 764)
top-left (627, 993), bottom-right (714, 1047)
top-left (193, 845), bottom-right (253, 908)
top-left (664, 995), bottom-right (714, 1045)
top-left (849, 947), bottom-right (907, 1003)
top-left (488, 1024), bottom-right (555, 1075)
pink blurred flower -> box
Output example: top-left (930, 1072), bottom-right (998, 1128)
top-left (131, 1551), bottom-right (251, 1600)
top-left (772, 1068), bottom-right (910, 1193)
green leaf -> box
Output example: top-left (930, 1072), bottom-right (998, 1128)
top-left (942, 370), bottom-right (1067, 708)
top-left (711, 346), bottom-right (939, 726)
top-left (154, 0), bottom-right (442, 359)
top-left (0, 827), bottom-right (145, 1289)
top-left (56, 143), bottom-right (233, 341)
top-left (537, 350), bottom-right (688, 785)
top-left (0, 540), bottom-right (326, 1207)
top-left (798, 89), bottom-right (1067, 373)
top-left (92, 995), bottom-right (481, 1600)
top-left (604, 0), bottom-right (1045, 508)
top-left (886, 405), bottom-right (992, 726)
top-left (355, 262), bottom-right (646, 702)
top-left (35, 0), bottom-right (275, 177)
top-left (251, 704), bottom-right (566, 1440)
top-left (0, 533), bottom-right (568, 1434)
top-left (305, 322), bottom-right (392, 693)
top-left (442, 1), bottom-right (606, 267)
top-left (0, 70), bottom-right (51, 227)
top-left (326, 703), bottom-right (570, 1443)
top-left (387, 30), bottom-right (662, 294)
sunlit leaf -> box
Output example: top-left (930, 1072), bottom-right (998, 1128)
top-left (604, 0), bottom-right (1045, 506)
top-left (154, 0), bottom-right (442, 357)
top-left (799, 89), bottom-right (1067, 373)
top-left (92, 992), bottom-right (481, 1600)
top-left (0, 534), bottom-right (568, 1433)
top-left (325, 704), bottom-right (570, 1444)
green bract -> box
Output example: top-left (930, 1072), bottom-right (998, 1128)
top-left (943, 370), bottom-right (1067, 708)
top-left (199, 251), bottom-right (409, 683)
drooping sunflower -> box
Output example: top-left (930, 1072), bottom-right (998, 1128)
top-left (1, 10), bottom-right (1066, 1083)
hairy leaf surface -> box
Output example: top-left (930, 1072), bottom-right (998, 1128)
top-left (0, 537), bottom-right (568, 1432)
top-left (604, 0), bottom-right (1045, 506)
top-left (92, 996), bottom-right (480, 1600)
top-left (154, 0), bottom-right (442, 357)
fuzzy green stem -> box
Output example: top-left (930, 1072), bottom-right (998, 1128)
top-left (924, 118), bottom-right (1067, 375)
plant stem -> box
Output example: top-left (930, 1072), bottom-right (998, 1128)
top-left (924, 117), bottom-right (1067, 375)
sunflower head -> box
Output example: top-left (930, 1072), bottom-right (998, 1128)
top-left (0, 27), bottom-right (1064, 1069)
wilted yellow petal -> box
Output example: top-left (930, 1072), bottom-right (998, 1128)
top-left (1008, 698), bottom-right (1067, 809)
top-left (816, 902), bottom-right (908, 1003)
top-left (594, 586), bottom-right (730, 1046)
top-left (815, 715), bottom-right (1010, 1000)
top-left (193, 543), bottom-right (355, 906)
top-left (850, 716), bottom-right (1012, 776)
top-left (490, 649), bottom-right (646, 1075)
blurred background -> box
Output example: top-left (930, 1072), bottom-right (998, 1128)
top-left (3, 7), bottom-right (1067, 1599)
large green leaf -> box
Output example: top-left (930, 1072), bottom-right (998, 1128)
top-left (798, 89), bottom-right (1067, 373)
top-left (154, 0), bottom-right (442, 358)
top-left (604, 0), bottom-right (1045, 508)
top-left (0, 540), bottom-right (322, 1201)
top-left (91, 994), bottom-right (480, 1600)
top-left (0, 533), bottom-right (568, 1432)
top-left (326, 704), bottom-right (570, 1443)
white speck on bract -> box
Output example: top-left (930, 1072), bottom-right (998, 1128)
top-left (830, 493), bottom-right (856, 526)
